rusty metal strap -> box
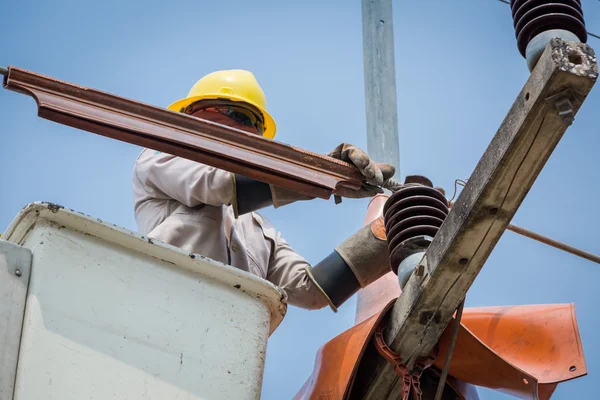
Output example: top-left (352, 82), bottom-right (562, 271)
top-left (373, 323), bottom-right (437, 400)
top-left (2, 66), bottom-right (365, 200)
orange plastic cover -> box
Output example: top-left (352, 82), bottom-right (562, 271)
top-left (297, 195), bottom-right (586, 399)
top-left (443, 303), bottom-right (587, 400)
top-left (295, 302), bottom-right (586, 400)
top-left (293, 301), bottom-right (395, 400)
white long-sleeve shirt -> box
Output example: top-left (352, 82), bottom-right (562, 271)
top-left (132, 148), bottom-right (329, 310)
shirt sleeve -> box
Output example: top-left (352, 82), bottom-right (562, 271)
top-left (260, 217), bottom-right (331, 311)
top-left (133, 149), bottom-right (234, 208)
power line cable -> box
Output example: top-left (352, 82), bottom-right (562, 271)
top-left (450, 179), bottom-right (600, 265)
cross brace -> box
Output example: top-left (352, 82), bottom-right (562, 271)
top-left (350, 39), bottom-right (597, 399)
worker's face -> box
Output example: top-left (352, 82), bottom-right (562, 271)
top-left (188, 108), bottom-right (262, 136)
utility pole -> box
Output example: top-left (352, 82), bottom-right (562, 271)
top-left (361, 0), bottom-right (400, 170)
top-left (356, 0), bottom-right (402, 327)
top-left (351, 38), bottom-right (597, 398)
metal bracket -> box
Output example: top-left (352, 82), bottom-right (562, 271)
top-left (546, 90), bottom-right (576, 127)
top-left (555, 97), bottom-right (575, 126)
top-left (2, 66), bottom-right (366, 201)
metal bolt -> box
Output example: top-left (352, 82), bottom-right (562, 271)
top-left (416, 264), bottom-right (425, 277)
top-left (15, 269), bottom-right (22, 277)
top-left (555, 97), bottom-right (575, 127)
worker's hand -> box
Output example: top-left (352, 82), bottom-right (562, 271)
top-left (335, 216), bottom-right (389, 288)
top-left (328, 143), bottom-right (395, 198)
top-left (271, 143), bottom-right (396, 206)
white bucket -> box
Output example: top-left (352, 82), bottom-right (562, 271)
top-left (3, 202), bottom-right (287, 400)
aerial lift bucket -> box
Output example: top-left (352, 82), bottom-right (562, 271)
top-left (0, 202), bottom-right (287, 400)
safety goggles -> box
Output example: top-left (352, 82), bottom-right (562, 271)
top-left (185, 100), bottom-right (264, 135)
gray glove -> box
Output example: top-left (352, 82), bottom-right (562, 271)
top-left (328, 143), bottom-right (396, 198)
top-left (270, 143), bottom-right (396, 207)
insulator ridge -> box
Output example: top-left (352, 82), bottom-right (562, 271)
top-left (511, 0), bottom-right (587, 57)
top-left (383, 186), bottom-right (449, 275)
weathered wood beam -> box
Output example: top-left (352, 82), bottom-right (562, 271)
top-left (351, 38), bottom-right (597, 399)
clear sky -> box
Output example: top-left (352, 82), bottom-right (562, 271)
top-left (1, 0), bottom-right (599, 398)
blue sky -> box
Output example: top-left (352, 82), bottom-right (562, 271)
top-left (1, 0), bottom-right (599, 398)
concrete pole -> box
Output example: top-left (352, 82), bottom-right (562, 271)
top-left (361, 0), bottom-right (400, 171)
top-left (355, 0), bottom-right (401, 325)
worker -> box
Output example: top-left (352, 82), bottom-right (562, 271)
top-left (132, 70), bottom-right (395, 311)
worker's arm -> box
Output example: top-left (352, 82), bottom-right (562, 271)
top-left (265, 229), bottom-right (335, 310)
top-left (134, 143), bottom-right (394, 217)
top-left (134, 149), bottom-right (235, 208)
top-left (264, 216), bottom-right (390, 311)
top-left (133, 149), bottom-right (285, 214)
top-left (253, 143), bottom-right (397, 210)
top-left (133, 148), bottom-right (304, 216)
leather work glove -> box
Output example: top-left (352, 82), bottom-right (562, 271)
top-left (334, 216), bottom-right (389, 288)
top-left (306, 216), bottom-right (390, 310)
top-left (270, 143), bottom-right (395, 208)
top-left (328, 143), bottom-right (396, 198)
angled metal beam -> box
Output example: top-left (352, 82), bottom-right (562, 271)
top-left (2, 67), bottom-right (365, 200)
top-left (351, 38), bottom-right (597, 399)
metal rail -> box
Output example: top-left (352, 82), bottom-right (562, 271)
top-left (1, 66), bottom-right (369, 200)
top-left (452, 182), bottom-right (600, 265)
top-left (508, 223), bottom-right (600, 264)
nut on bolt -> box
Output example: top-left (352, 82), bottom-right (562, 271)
top-left (555, 97), bottom-right (575, 126)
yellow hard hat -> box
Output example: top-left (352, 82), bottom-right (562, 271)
top-left (168, 70), bottom-right (277, 139)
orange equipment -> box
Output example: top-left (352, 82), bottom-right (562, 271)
top-left (294, 195), bottom-right (587, 400)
